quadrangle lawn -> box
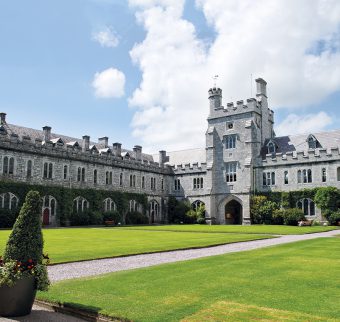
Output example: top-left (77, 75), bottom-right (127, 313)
top-left (0, 228), bottom-right (273, 264)
top-left (38, 237), bottom-right (340, 322)
top-left (121, 224), bottom-right (339, 235)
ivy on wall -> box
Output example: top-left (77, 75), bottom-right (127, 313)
top-left (0, 180), bottom-right (148, 226)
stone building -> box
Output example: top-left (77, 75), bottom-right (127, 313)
top-left (1, 78), bottom-right (340, 225)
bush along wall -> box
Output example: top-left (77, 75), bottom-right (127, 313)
top-left (252, 187), bottom-right (340, 225)
top-left (0, 180), bottom-right (148, 227)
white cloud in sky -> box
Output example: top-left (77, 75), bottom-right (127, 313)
top-left (92, 26), bottom-right (119, 48)
top-left (275, 112), bottom-right (333, 136)
top-left (127, 0), bottom-right (340, 152)
top-left (92, 68), bottom-right (125, 98)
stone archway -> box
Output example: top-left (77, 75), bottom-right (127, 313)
top-left (225, 199), bottom-right (242, 225)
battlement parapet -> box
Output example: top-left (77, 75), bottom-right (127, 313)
top-left (173, 162), bottom-right (207, 174)
top-left (0, 134), bottom-right (172, 174)
top-left (261, 147), bottom-right (340, 166)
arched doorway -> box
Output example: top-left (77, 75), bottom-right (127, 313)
top-left (149, 200), bottom-right (159, 223)
top-left (225, 200), bottom-right (242, 224)
top-left (43, 208), bottom-right (50, 225)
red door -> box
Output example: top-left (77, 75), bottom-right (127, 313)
top-left (43, 208), bottom-right (50, 225)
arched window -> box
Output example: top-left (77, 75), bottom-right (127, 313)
top-left (142, 176), bottom-right (145, 189)
top-left (9, 157), bottom-right (14, 174)
top-left (307, 169), bottom-right (312, 183)
top-left (77, 167), bottom-right (81, 182)
top-left (106, 171), bottom-right (109, 185)
top-left (63, 165), bottom-right (68, 180)
top-left (93, 169), bottom-right (98, 184)
top-left (192, 200), bottom-right (205, 212)
top-left (42, 195), bottom-right (57, 216)
top-left (103, 198), bottom-right (116, 212)
top-left (120, 173), bottom-right (123, 186)
top-left (161, 179), bottom-right (164, 190)
top-left (303, 169), bottom-right (307, 183)
top-left (44, 163), bottom-right (48, 178)
top-left (149, 200), bottom-right (159, 223)
top-left (48, 163), bottom-right (53, 179)
top-left (110, 172), bottom-right (113, 185)
top-left (129, 200), bottom-right (139, 212)
top-left (73, 196), bottom-right (89, 213)
top-left (0, 192), bottom-right (19, 210)
top-left (322, 168), bottom-right (326, 182)
top-left (297, 198), bottom-right (316, 217)
top-left (3, 156), bottom-right (8, 174)
top-left (27, 160), bottom-right (32, 178)
top-left (81, 168), bottom-right (85, 182)
top-left (337, 167), bottom-right (340, 181)
top-left (284, 171), bottom-right (288, 184)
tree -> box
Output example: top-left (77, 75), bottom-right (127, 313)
top-left (314, 187), bottom-right (340, 215)
top-left (3, 191), bottom-right (43, 264)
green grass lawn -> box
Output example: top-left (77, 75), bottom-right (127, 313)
top-left (120, 224), bottom-right (339, 235)
top-left (0, 228), bottom-right (272, 264)
top-left (38, 237), bottom-right (340, 322)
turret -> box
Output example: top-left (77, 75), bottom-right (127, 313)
top-left (208, 87), bottom-right (222, 115)
top-left (255, 78), bottom-right (267, 98)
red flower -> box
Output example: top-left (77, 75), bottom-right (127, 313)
top-left (28, 259), bottom-right (33, 263)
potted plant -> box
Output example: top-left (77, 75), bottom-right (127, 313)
top-left (0, 190), bottom-right (50, 317)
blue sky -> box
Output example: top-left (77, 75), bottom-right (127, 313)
top-left (1, 0), bottom-right (340, 153)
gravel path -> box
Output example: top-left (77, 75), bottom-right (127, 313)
top-left (48, 229), bottom-right (339, 282)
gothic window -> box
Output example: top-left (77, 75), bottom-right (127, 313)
top-left (27, 160), bottom-right (33, 178)
top-left (161, 179), bottom-right (164, 190)
top-left (192, 200), bottom-right (205, 212)
top-left (297, 198), bottom-right (316, 217)
top-left (142, 176), bottom-right (145, 189)
top-left (263, 172), bottom-right (275, 186)
top-left (174, 179), bottom-right (180, 191)
top-left (0, 192), bottom-right (19, 210)
top-left (225, 135), bottom-right (236, 149)
top-left (297, 170), bottom-right (302, 183)
top-left (149, 200), bottom-right (159, 222)
top-left (77, 167), bottom-right (81, 182)
top-left (42, 195), bottom-right (57, 216)
top-left (63, 165), bottom-right (68, 180)
top-left (193, 178), bottom-right (197, 189)
top-left (43, 162), bottom-right (53, 179)
top-left (81, 168), bottom-right (85, 182)
top-left (307, 169), bottom-right (312, 183)
top-left (103, 198), bottom-right (116, 212)
top-left (3, 156), bottom-right (15, 175)
top-left (200, 177), bottom-right (203, 189)
top-left (119, 173), bottom-right (123, 186)
top-left (284, 171), bottom-right (288, 185)
top-left (129, 200), bottom-right (139, 212)
top-left (226, 162), bottom-right (237, 182)
top-left (322, 168), bottom-right (327, 182)
top-left (151, 177), bottom-right (156, 190)
top-left (106, 171), bottom-right (109, 185)
top-left (93, 169), bottom-right (98, 184)
top-left (73, 196), bottom-right (89, 213)
top-left (337, 167), bottom-right (340, 181)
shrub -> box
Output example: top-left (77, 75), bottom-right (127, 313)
top-left (251, 196), bottom-right (278, 224)
top-left (314, 187), bottom-right (340, 214)
top-left (326, 210), bottom-right (340, 225)
top-left (125, 211), bottom-right (149, 225)
top-left (70, 211), bottom-right (90, 226)
top-left (103, 210), bottom-right (122, 224)
top-left (273, 208), bottom-right (305, 226)
top-left (89, 211), bottom-right (103, 225)
top-left (2, 190), bottom-right (49, 290)
top-left (197, 217), bottom-right (206, 225)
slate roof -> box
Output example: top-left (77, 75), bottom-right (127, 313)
top-left (261, 129), bottom-right (340, 158)
top-left (153, 148), bottom-right (206, 166)
top-left (4, 123), bottom-right (154, 162)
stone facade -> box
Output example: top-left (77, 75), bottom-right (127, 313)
top-left (1, 78), bottom-right (340, 225)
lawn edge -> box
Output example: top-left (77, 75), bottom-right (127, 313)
top-left (48, 235), bottom-right (276, 266)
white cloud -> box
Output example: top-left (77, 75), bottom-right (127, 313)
top-left (92, 68), bottom-right (125, 98)
top-left (275, 112), bottom-right (333, 136)
top-left (127, 0), bottom-right (340, 152)
top-left (92, 26), bottom-right (119, 48)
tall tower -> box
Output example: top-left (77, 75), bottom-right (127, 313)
top-left (205, 78), bottom-right (274, 225)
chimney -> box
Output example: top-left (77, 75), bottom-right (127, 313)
top-left (133, 145), bottom-right (142, 161)
top-left (159, 150), bottom-right (169, 166)
top-left (112, 142), bottom-right (122, 157)
top-left (82, 135), bottom-right (90, 152)
top-left (98, 136), bottom-right (108, 148)
top-left (42, 126), bottom-right (51, 142)
top-left (255, 78), bottom-right (267, 98)
top-left (0, 113), bottom-right (6, 125)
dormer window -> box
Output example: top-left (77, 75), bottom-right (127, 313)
top-left (307, 134), bottom-right (318, 149)
top-left (267, 140), bottom-right (276, 154)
